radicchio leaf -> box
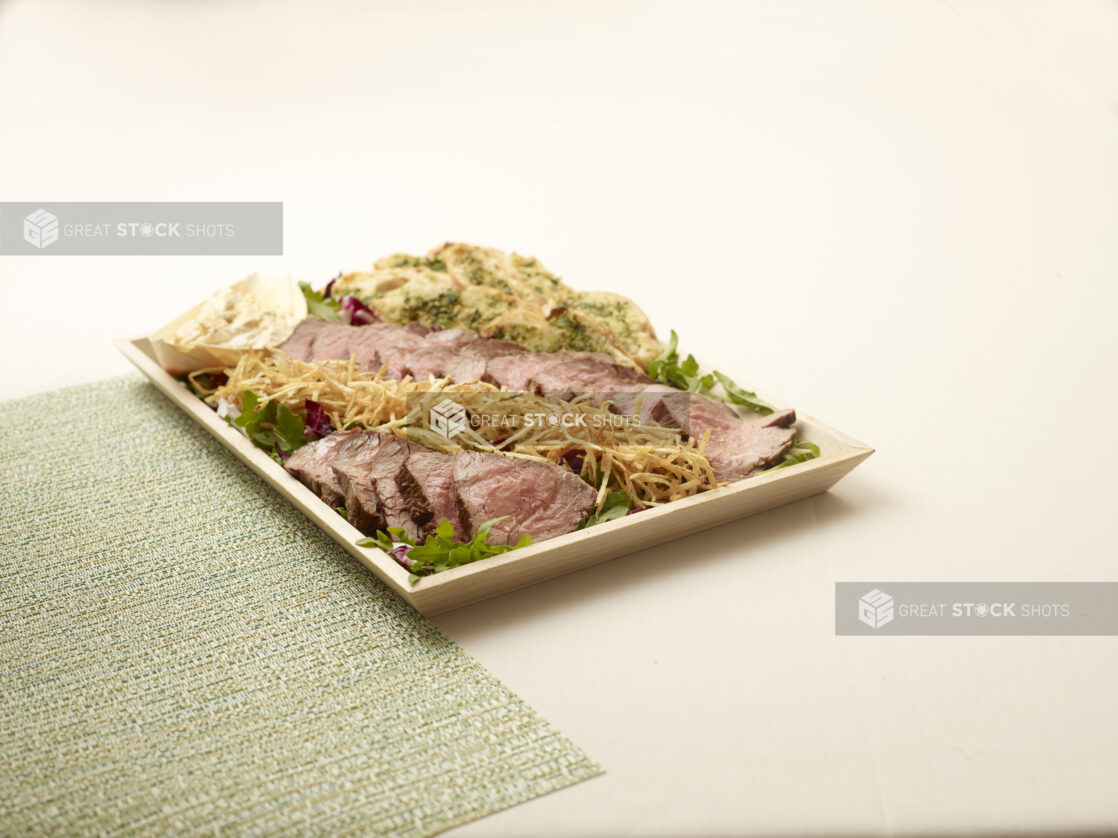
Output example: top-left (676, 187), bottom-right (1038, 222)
top-left (339, 295), bottom-right (379, 326)
top-left (304, 399), bottom-right (334, 440)
top-left (390, 544), bottom-right (414, 568)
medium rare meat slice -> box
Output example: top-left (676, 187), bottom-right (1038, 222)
top-left (703, 408), bottom-right (797, 481)
top-left (545, 351), bottom-right (652, 384)
top-left (453, 450), bottom-right (596, 546)
top-left (373, 331), bottom-right (429, 379)
top-left (331, 432), bottom-right (389, 534)
top-left (646, 388), bottom-right (741, 434)
top-left (426, 329), bottom-right (478, 349)
top-left (347, 324), bottom-right (400, 371)
top-left (309, 321), bottom-right (357, 359)
top-left (397, 451), bottom-right (461, 539)
top-left (485, 353), bottom-right (556, 392)
top-left (365, 435), bottom-right (428, 542)
top-left (278, 318), bottom-right (334, 361)
top-left (438, 354), bottom-right (489, 384)
top-left (402, 344), bottom-right (458, 380)
top-left (461, 337), bottom-right (528, 361)
top-left (330, 431), bottom-right (428, 539)
top-left (283, 429), bottom-right (360, 507)
top-left (572, 380), bottom-right (683, 426)
top-left (530, 354), bottom-right (650, 400)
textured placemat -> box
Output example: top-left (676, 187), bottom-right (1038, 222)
top-left (0, 374), bottom-right (600, 836)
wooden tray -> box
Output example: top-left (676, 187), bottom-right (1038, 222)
top-left (115, 336), bottom-right (873, 615)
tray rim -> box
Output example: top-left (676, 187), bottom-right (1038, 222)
top-left (114, 335), bottom-right (873, 614)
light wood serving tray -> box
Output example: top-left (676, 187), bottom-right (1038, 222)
top-left (116, 336), bottom-right (873, 616)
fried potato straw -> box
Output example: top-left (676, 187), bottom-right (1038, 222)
top-left (199, 351), bottom-right (720, 510)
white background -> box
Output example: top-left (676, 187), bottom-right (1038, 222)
top-left (2, 1), bottom-right (1117, 835)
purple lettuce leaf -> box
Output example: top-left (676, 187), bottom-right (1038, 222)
top-left (390, 543), bottom-right (414, 568)
top-left (304, 399), bottom-right (335, 440)
top-left (339, 295), bottom-right (379, 326)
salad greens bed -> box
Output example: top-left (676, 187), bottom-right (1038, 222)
top-left (358, 518), bottom-right (533, 583)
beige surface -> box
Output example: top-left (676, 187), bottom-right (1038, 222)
top-left (2, 1), bottom-right (1118, 835)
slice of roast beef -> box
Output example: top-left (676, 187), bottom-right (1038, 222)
top-left (373, 330), bottom-right (430, 379)
top-left (283, 429), bottom-right (360, 507)
top-left (278, 318), bottom-right (334, 361)
top-left (461, 337), bottom-right (529, 361)
top-left (403, 344), bottom-right (459, 380)
top-left (646, 388), bottom-right (741, 434)
top-left (397, 450), bottom-right (461, 539)
top-left (544, 351), bottom-right (652, 384)
top-left (452, 450), bottom-right (597, 546)
top-left (439, 354), bottom-right (490, 384)
top-left (570, 380), bottom-right (683, 426)
top-left (484, 353), bottom-right (557, 392)
top-left (309, 321), bottom-right (357, 360)
top-left (331, 432), bottom-right (389, 534)
top-left (425, 329), bottom-right (478, 349)
top-left (528, 355), bottom-right (645, 400)
top-left (702, 408), bottom-right (798, 481)
top-left (347, 325), bottom-right (399, 371)
top-left (365, 435), bottom-right (428, 542)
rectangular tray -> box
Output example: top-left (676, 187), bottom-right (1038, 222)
top-left (115, 336), bottom-right (873, 615)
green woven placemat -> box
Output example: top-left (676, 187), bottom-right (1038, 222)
top-left (0, 375), bottom-right (600, 836)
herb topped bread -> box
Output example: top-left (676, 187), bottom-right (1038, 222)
top-left (330, 243), bottom-right (662, 370)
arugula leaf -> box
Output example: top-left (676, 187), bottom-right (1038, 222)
top-left (650, 329), bottom-right (774, 413)
top-left (356, 530), bottom-right (394, 552)
top-left (713, 371), bottom-right (775, 415)
top-left (578, 490), bottom-right (631, 529)
top-left (232, 390), bottom-right (308, 463)
top-left (299, 281), bottom-right (341, 320)
top-left (355, 516), bottom-right (534, 582)
top-left (385, 526), bottom-right (415, 546)
top-left (762, 441), bottom-right (821, 473)
top-left (649, 330), bottom-right (715, 393)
